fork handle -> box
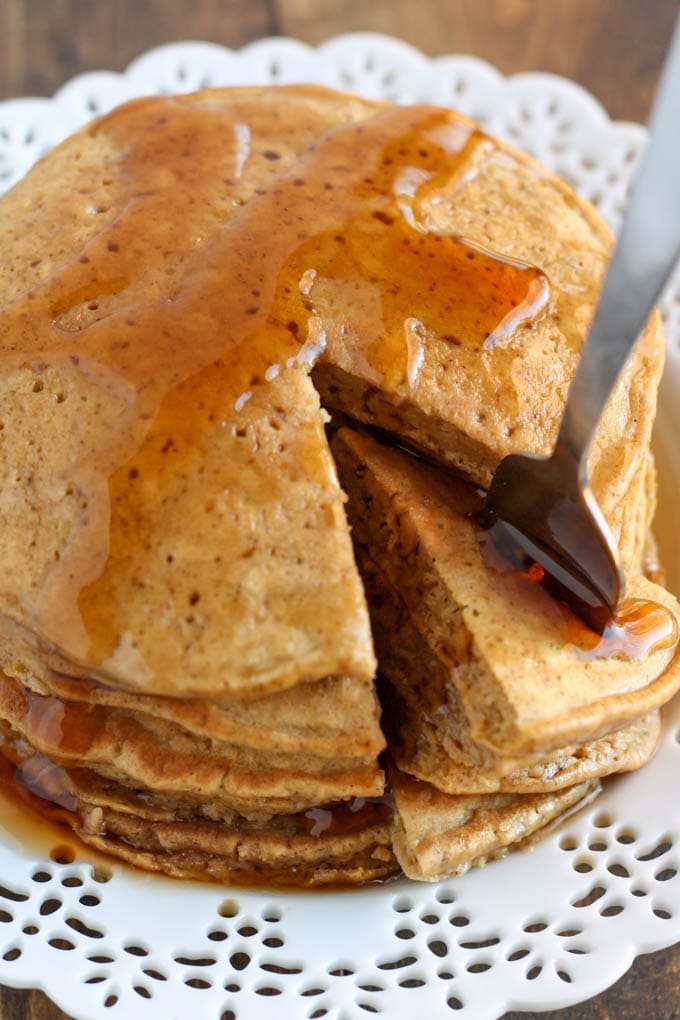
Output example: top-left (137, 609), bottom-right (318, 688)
top-left (557, 16), bottom-right (680, 465)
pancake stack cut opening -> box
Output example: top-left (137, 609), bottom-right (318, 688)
top-left (332, 426), bottom-right (678, 879)
top-left (0, 84), bottom-right (677, 886)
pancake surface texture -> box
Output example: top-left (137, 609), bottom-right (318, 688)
top-left (0, 84), bottom-right (675, 887)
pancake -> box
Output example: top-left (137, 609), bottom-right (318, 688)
top-left (0, 670), bottom-right (385, 820)
top-left (0, 730), bottom-right (396, 888)
top-left (0, 84), bottom-right (662, 699)
top-left (396, 714), bottom-right (660, 797)
top-left (0, 614), bottom-right (383, 761)
top-left (0, 87), bottom-right (385, 699)
top-left (332, 427), bottom-right (680, 756)
top-left (390, 766), bottom-right (598, 881)
top-left (309, 108), bottom-right (663, 576)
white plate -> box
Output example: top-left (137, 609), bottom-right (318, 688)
top-left (0, 33), bottom-right (679, 1020)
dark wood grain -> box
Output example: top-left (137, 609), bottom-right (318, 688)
top-left (275, 0), bottom-right (678, 122)
top-left (0, 0), bottom-right (276, 100)
top-left (1, 0), bottom-right (678, 120)
top-left (0, 2), bottom-right (678, 1018)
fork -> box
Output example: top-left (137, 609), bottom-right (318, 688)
top-left (479, 17), bottom-right (680, 632)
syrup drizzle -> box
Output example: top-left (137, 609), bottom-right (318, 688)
top-left (0, 94), bottom-right (549, 674)
top-left (477, 521), bottom-right (678, 660)
top-left (304, 794), bottom-right (393, 838)
top-left (15, 751), bottom-right (78, 813)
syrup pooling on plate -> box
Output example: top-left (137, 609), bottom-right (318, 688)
top-left (0, 94), bottom-right (550, 674)
top-left (477, 522), bottom-right (679, 661)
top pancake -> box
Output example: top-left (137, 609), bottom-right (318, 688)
top-left (0, 84), bottom-right (664, 696)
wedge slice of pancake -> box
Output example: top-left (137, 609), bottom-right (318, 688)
top-left (333, 427), bottom-right (680, 756)
top-left (0, 87), bottom-right (390, 699)
top-left (390, 766), bottom-right (598, 881)
top-left (308, 101), bottom-right (664, 576)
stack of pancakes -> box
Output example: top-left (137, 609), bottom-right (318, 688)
top-left (0, 84), bottom-right (677, 885)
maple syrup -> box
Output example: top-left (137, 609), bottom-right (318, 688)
top-left (476, 520), bottom-right (678, 660)
top-left (304, 793), bottom-right (392, 838)
top-left (0, 95), bottom-right (549, 673)
top-left (0, 728), bottom-right (107, 873)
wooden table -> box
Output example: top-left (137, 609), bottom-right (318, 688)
top-left (0, 1), bottom-right (678, 1017)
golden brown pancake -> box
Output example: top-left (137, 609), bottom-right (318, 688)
top-left (0, 671), bottom-right (385, 820)
top-left (0, 85), bottom-right (662, 699)
top-left (390, 766), bottom-right (598, 881)
top-left (0, 615), bottom-right (383, 761)
top-left (0, 729), bottom-right (396, 887)
top-left (332, 428), bottom-right (680, 756)
top-left (362, 553), bottom-right (661, 793)
top-left (0, 87), bottom-right (388, 698)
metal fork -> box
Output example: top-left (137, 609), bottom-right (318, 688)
top-left (479, 17), bottom-right (680, 632)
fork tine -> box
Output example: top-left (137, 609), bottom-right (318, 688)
top-left (479, 450), bottom-right (622, 632)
